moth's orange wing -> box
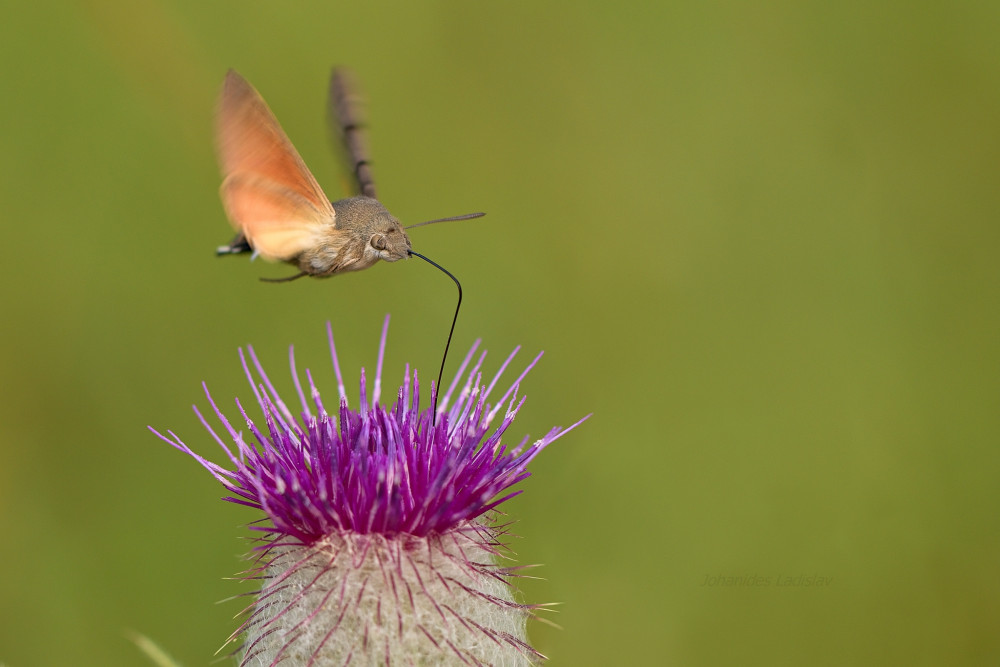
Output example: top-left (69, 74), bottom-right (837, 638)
top-left (216, 69), bottom-right (339, 261)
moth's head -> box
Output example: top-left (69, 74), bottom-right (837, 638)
top-left (334, 196), bottom-right (412, 263)
top-left (366, 218), bottom-right (412, 262)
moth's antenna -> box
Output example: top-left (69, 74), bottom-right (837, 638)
top-left (406, 212), bottom-right (485, 230)
top-left (408, 251), bottom-right (461, 426)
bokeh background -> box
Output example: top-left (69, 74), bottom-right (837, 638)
top-left (2, 2), bottom-right (999, 665)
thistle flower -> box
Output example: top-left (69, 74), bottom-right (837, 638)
top-left (150, 316), bottom-right (586, 665)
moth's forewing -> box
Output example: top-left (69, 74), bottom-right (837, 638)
top-left (216, 70), bottom-right (340, 262)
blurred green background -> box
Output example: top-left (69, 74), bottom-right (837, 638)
top-left (2, 1), bottom-right (999, 665)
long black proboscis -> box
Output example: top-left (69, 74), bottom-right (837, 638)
top-left (408, 251), bottom-right (461, 426)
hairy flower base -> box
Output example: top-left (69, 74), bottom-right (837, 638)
top-left (239, 523), bottom-right (540, 666)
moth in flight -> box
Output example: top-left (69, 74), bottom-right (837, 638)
top-left (215, 68), bottom-right (480, 281)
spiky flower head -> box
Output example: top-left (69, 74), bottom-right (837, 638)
top-left (150, 317), bottom-right (585, 665)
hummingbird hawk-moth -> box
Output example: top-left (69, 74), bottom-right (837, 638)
top-left (215, 68), bottom-right (480, 280)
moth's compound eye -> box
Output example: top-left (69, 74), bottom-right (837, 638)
top-left (370, 234), bottom-right (387, 251)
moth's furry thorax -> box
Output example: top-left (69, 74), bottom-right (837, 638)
top-left (299, 196), bottom-right (412, 276)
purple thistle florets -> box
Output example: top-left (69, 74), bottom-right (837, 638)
top-left (151, 316), bottom-right (585, 665)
